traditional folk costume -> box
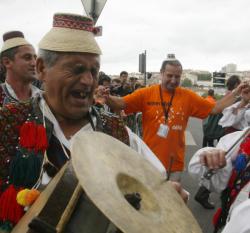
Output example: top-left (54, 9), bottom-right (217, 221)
top-left (0, 31), bottom-right (41, 107)
top-left (0, 94), bottom-right (165, 231)
top-left (189, 127), bottom-right (250, 233)
top-left (0, 13), bottom-right (165, 232)
top-left (0, 82), bottom-right (40, 107)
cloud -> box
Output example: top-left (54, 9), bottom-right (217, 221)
top-left (0, 0), bottom-right (249, 74)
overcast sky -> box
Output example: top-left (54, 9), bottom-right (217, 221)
top-left (0, 0), bottom-right (249, 74)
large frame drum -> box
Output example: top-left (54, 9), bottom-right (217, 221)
top-left (13, 132), bottom-right (202, 233)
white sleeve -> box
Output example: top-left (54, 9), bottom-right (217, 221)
top-left (188, 131), bottom-right (245, 192)
top-left (219, 101), bottom-right (246, 129)
top-left (222, 199), bottom-right (250, 233)
top-left (126, 127), bottom-right (166, 177)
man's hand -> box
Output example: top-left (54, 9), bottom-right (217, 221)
top-left (95, 85), bottom-right (110, 104)
top-left (241, 87), bottom-right (250, 104)
top-left (169, 181), bottom-right (189, 203)
top-left (200, 149), bottom-right (227, 170)
top-left (233, 81), bottom-right (250, 98)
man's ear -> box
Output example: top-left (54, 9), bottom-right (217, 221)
top-left (36, 57), bottom-right (47, 82)
top-left (2, 57), bottom-right (12, 69)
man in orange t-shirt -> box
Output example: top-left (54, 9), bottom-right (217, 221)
top-left (102, 59), bottom-right (248, 181)
top-left (205, 89), bottom-right (216, 104)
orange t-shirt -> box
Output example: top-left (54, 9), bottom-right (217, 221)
top-left (205, 96), bottom-right (216, 105)
top-left (123, 85), bottom-right (215, 172)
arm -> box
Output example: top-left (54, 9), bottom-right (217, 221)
top-left (188, 130), bottom-right (244, 192)
top-left (219, 100), bottom-right (249, 129)
top-left (96, 86), bottom-right (126, 111)
top-left (106, 95), bottom-right (126, 111)
top-left (211, 82), bottom-right (250, 114)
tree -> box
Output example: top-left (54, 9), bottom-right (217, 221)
top-left (181, 78), bottom-right (192, 87)
top-left (197, 73), bottom-right (212, 81)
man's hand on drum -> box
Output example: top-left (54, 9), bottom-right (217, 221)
top-left (200, 149), bottom-right (227, 170)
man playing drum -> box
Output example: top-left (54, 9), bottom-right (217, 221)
top-left (0, 13), bottom-right (188, 232)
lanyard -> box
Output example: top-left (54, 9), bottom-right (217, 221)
top-left (159, 85), bottom-right (175, 124)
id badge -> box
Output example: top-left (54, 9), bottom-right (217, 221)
top-left (157, 124), bottom-right (169, 138)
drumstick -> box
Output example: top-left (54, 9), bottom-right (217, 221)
top-left (203, 127), bottom-right (250, 180)
top-left (56, 184), bottom-right (82, 233)
top-left (166, 156), bottom-right (174, 181)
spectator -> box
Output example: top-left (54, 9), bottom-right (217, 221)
top-left (98, 73), bottom-right (111, 88)
top-left (100, 59), bottom-right (249, 182)
top-left (0, 31), bottom-right (40, 106)
top-left (115, 71), bottom-right (132, 96)
top-left (226, 75), bottom-right (241, 95)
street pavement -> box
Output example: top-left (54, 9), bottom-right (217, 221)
top-left (183, 117), bottom-right (220, 233)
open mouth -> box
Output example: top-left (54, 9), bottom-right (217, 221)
top-left (70, 90), bottom-right (90, 99)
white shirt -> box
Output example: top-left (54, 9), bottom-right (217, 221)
top-left (222, 199), bottom-right (250, 233)
top-left (5, 81), bottom-right (41, 100)
top-left (219, 101), bottom-right (250, 130)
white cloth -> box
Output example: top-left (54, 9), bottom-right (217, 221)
top-left (188, 127), bottom-right (250, 192)
top-left (222, 199), bottom-right (250, 233)
top-left (126, 127), bottom-right (166, 177)
top-left (219, 101), bottom-right (250, 130)
top-left (189, 127), bottom-right (250, 226)
top-left (5, 81), bottom-right (41, 100)
top-left (40, 98), bottom-right (94, 150)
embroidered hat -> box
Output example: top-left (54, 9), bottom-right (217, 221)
top-left (1, 31), bottom-right (31, 53)
top-left (39, 13), bottom-right (102, 55)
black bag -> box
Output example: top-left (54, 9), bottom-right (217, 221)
top-left (203, 114), bottom-right (225, 140)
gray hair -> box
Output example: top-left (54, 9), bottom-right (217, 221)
top-left (38, 49), bottom-right (61, 68)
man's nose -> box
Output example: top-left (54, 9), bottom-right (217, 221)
top-left (79, 71), bottom-right (94, 85)
top-left (30, 57), bottom-right (36, 66)
top-left (170, 77), bottom-right (178, 84)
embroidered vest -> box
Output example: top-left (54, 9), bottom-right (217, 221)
top-left (0, 83), bottom-right (23, 107)
top-left (0, 97), bottom-right (129, 231)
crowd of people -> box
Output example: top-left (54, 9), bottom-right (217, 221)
top-left (0, 11), bottom-right (249, 233)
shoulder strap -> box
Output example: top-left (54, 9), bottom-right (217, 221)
top-left (92, 107), bottom-right (130, 146)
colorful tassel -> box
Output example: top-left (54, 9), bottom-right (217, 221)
top-left (35, 125), bottom-right (48, 153)
top-left (240, 136), bottom-right (250, 155)
top-left (17, 189), bottom-right (40, 207)
top-left (16, 189), bottom-right (29, 206)
top-left (10, 151), bottom-right (43, 187)
top-left (234, 154), bottom-right (247, 172)
top-left (19, 121), bottom-right (48, 153)
top-left (0, 185), bottom-right (24, 224)
top-left (19, 121), bottom-right (37, 149)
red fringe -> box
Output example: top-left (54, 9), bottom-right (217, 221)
top-left (19, 121), bottom-right (37, 149)
top-left (240, 136), bottom-right (250, 155)
top-left (213, 208), bottom-right (222, 226)
top-left (0, 185), bottom-right (24, 224)
top-left (19, 122), bottom-right (48, 153)
top-left (35, 125), bottom-right (48, 153)
top-left (228, 170), bottom-right (237, 188)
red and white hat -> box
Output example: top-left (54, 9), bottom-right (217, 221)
top-left (39, 13), bottom-right (102, 55)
